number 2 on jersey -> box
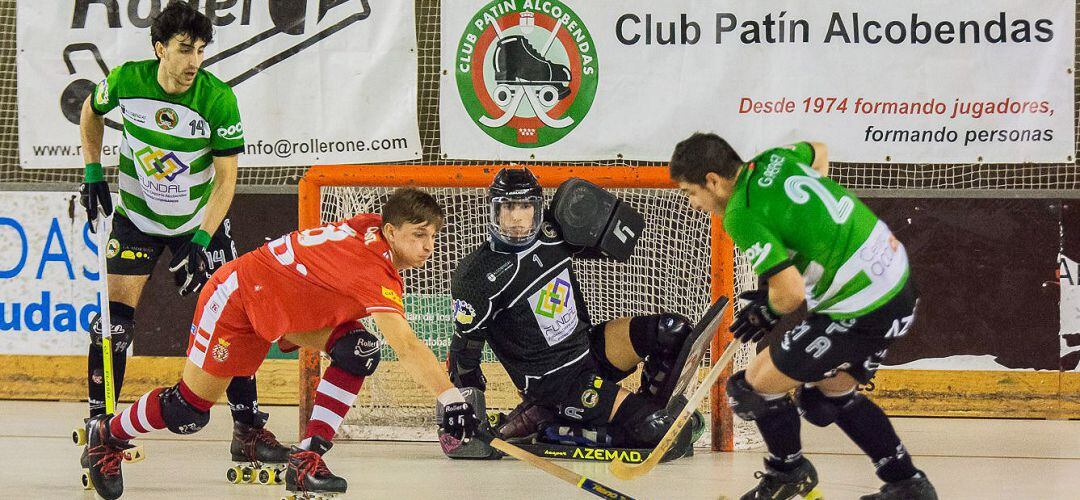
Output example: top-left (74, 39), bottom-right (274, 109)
top-left (784, 165), bottom-right (854, 224)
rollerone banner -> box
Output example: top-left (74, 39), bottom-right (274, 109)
top-left (0, 192), bottom-right (99, 355)
top-left (19, 1), bottom-right (421, 168)
top-left (440, 0), bottom-right (1074, 163)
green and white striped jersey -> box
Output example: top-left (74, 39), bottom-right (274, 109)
top-left (92, 59), bottom-right (244, 236)
top-left (724, 142), bottom-right (910, 319)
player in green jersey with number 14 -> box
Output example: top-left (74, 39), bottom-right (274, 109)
top-left (76, 3), bottom-right (288, 491)
top-left (670, 133), bottom-right (938, 500)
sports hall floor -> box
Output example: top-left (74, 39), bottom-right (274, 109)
top-left (6, 400), bottom-right (1077, 499)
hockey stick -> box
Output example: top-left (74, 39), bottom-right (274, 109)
top-left (487, 437), bottom-right (637, 500)
top-left (91, 213), bottom-right (145, 464)
top-left (609, 338), bottom-right (741, 480)
top-left (95, 213), bottom-right (116, 415)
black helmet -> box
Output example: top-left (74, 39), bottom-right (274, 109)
top-left (489, 168), bottom-right (543, 248)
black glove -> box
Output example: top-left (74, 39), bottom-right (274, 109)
top-left (169, 236), bottom-right (211, 296)
top-left (80, 163), bottom-right (113, 232)
top-left (730, 290), bottom-right (780, 343)
top-left (439, 401), bottom-right (481, 442)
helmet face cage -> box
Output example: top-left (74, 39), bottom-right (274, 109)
top-left (490, 195), bottom-right (543, 247)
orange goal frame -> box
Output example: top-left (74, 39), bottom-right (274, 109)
top-left (297, 164), bottom-right (739, 451)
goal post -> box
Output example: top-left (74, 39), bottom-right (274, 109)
top-left (296, 164), bottom-right (752, 451)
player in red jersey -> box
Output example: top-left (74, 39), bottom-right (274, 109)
top-left (82, 188), bottom-right (482, 500)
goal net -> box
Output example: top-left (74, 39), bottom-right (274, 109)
top-left (298, 165), bottom-right (762, 450)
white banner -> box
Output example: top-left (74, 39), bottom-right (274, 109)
top-left (0, 192), bottom-right (100, 355)
top-left (19, 0), bottom-right (420, 168)
top-left (440, 0), bottom-right (1075, 163)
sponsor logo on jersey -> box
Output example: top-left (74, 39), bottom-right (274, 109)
top-left (452, 299), bottom-right (476, 325)
top-left (534, 276), bottom-right (570, 319)
top-left (455, 1), bottom-right (598, 148)
top-left (135, 146), bottom-right (190, 182)
top-left (94, 79), bottom-right (109, 106)
top-left (216, 122), bottom-right (244, 141)
top-left (155, 108), bottom-right (178, 130)
top-left (211, 338), bottom-right (230, 362)
top-left (120, 105), bottom-right (148, 125)
top-left (528, 269), bottom-right (578, 346)
top-left (381, 286), bottom-right (404, 308)
top-left (106, 238), bottom-right (120, 258)
top-left (486, 260), bottom-right (513, 282)
top-left (743, 242), bottom-right (772, 271)
top-left (581, 388), bottom-right (599, 408)
top-left (119, 249), bottom-right (152, 261)
top-left (541, 221), bottom-right (557, 238)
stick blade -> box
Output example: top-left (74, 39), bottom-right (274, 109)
top-left (609, 456), bottom-right (650, 480)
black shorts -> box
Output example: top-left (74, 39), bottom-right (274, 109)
top-left (523, 322), bottom-right (630, 427)
top-left (769, 279), bottom-right (918, 384)
top-left (105, 213), bottom-right (238, 277)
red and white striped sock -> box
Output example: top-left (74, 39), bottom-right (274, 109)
top-left (109, 381), bottom-right (212, 440)
top-left (109, 387), bottom-right (167, 441)
top-left (304, 365), bottom-right (363, 443)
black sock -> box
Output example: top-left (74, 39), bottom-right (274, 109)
top-left (755, 399), bottom-right (804, 472)
top-left (87, 302), bottom-right (134, 417)
top-left (226, 376), bottom-right (261, 426)
top-left (835, 394), bottom-right (918, 483)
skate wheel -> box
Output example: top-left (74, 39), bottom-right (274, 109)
top-left (257, 467), bottom-right (274, 485)
top-left (226, 465), bottom-right (243, 484)
top-left (72, 426), bottom-right (87, 446)
top-left (492, 84), bottom-right (515, 107)
top-left (81, 469), bottom-right (92, 490)
top-left (537, 86), bottom-right (559, 107)
top-left (241, 465), bottom-right (255, 483)
top-left (802, 487), bottom-right (824, 500)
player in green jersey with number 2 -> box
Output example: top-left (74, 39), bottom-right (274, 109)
top-left (76, 3), bottom-right (288, 491)
top-left (670, 133), bottom-right (937, 500)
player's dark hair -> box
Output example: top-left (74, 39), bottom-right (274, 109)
top-left (669, 132), bottom-right (744, 185)
top-left (151, 2), bottom-right (214, 53)
top-left (382, 188), bottom-right (445, 230)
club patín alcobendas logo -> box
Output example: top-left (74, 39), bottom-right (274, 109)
top-left (455, 1), bottom-right (598, 148)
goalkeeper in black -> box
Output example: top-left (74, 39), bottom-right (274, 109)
top-left (437, 168), bottom-right (704, 460)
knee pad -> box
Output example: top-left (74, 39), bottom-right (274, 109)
top-left (89, 302), bottom-right (135, 352)
top-left (159, 384), bottom-right (211, 435)
top-left (629, 313), bottom-right (693, 359)
top-left (796, 385), bottom-right (855, 427)
top-left (725, 370), bottom-right (795, 422)
top-left (327, 321), bottom-right (381, 377)
top-left (633, 313), bottom-right (694, 397)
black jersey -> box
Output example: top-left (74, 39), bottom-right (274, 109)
top-left (450, 218), bottom-right (592, 395)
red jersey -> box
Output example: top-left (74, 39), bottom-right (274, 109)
top-left (241, 214), bottom-right (405, 341)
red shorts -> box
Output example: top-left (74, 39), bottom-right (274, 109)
top-left (186, 257), bottom-right (271, 378)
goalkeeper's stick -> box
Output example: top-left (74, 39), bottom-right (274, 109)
top-left (487, 437), bottom-right (637, 500)
top-left (609, 338), bottom-right (741, 480)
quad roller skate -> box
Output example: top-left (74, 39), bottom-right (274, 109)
top-left (282, 436), bottom-right (346, 500)
top-left (74, 417), bottom-right (144, 490)
top-left (226, 418), bottom-right (290, 485)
